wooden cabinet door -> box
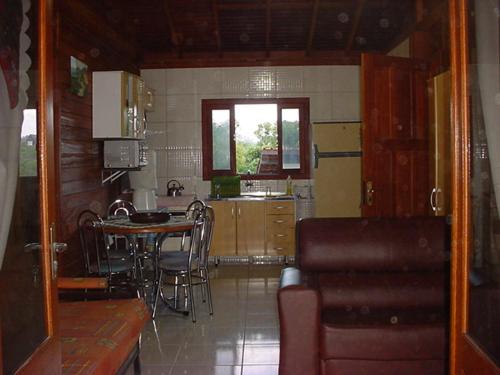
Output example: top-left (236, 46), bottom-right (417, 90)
top-left (210, 201), bottom-right (237, 256)
top-left (428, 71), bottom-right (451, 216)
top-left (0, 1), bottom-right (60, 374)
top-left (236, 201), bottom-right (265, 256)
top-left (361, 53), bottom-right (429, 217)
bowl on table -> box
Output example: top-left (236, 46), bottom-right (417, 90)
top-left (129, 212), bottom-right (171, 224)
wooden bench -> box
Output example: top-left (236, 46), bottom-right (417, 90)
top-left (58, 278), bottom-right (150, 375)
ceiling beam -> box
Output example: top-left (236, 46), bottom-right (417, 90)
top-left (162, 0), bottom-right (183, 58)
top-left (383, 1), bottom-right (448, 54)
top-left (217, 2), bottom-right (350, 11)
top-left (142, 50), bottom-right (361, 69)
top-left (211, 0), bottom-right (223, 57)
top-left (265, 0), bottom-right (272, 57)
top-left (306, 0), bottom-right (320, 56)
top-left (345, 0), bottom-right (366, 52)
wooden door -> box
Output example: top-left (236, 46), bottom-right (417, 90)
top-left (0, 0), bottom-right (60, 374)
top-left (210, 201), bottom-right (237, 256)
top-left (361, 53), bottom-right (429, 217)
top-left (450, 0), bottom-right (500, 373)
top-left (236, 201), bottom-right (265, 256)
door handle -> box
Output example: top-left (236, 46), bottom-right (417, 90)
top-left (49, 223), bottom-right (67, 279)
top-left (430, 188), bottom-right (437, 212)
top-left (365, 181), bottom-right (374, 206)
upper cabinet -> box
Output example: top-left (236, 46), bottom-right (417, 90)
top-left (92, 71), bottom-right (149, 139)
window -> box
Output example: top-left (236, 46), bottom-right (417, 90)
top-left (202, 98), bottom-right (310, 180)
top-left (19, 109), bottom-right (37, 177)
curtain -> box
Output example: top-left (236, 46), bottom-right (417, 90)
top-left (0, 0), bottom-right (31, 269)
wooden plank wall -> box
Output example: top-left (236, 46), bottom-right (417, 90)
top-left (54, 0), bottom-right (139, 275)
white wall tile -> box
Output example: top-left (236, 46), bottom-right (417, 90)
top-left (166, 122), bottom-right (202, 148)
top-left (166, 94), bottom-right (198, 122)
top-left (147, 121), bottom-right (167, 133)
top-left (193, 68), bottom-right (223, 94)
top-left (249, 67), bottom-right (276, 93)
top-left (276, 66), bottom-right (304, 92)
top-left (146, 128), bottom-right (167, 150)
top-left (331, 91), bottom-right (361, 121)
top-left (303, 66), bottom-right (332, 93)
top-left (308, 92), bottom-right (333, 122)
top-left (166, 69), bottom-right (195, 94)
top-left (331, 66), bottom-right (360, 92)
top-left (222, 67), bottom-right (249, 94)
top-left (141, 69), bottom-right (167, 95)
top-left (147, 94), bottom-right (167, 123)
top-left (155, 150), bottom-right (169, 178)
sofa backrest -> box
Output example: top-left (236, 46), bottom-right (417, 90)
top-left (297, 217), bottom-right (449, 273)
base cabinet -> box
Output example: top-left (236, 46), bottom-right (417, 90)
top-left (209, 199), bottom-right (295, 257)
top-left (210, 201), bottom-right (237, 256)
top-left (265, 201), bottom-right (296, 256)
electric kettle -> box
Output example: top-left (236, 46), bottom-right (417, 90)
top-left (167, 179), bottom-right (184, 197)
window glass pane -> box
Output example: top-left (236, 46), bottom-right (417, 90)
top-left (20, 109), bottom-right (37, 177)
top-left (282, 108), bottom-right (300, 169)
top-left (235, 104), bottom-right (277, 175)
top-left (212, 109), bottom-right (231, 170)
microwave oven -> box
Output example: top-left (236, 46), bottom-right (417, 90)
top-left (103, 140), bottom-right (148, 169)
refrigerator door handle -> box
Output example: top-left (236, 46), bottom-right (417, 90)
top-left (314, 143), bottom-right (362, 169)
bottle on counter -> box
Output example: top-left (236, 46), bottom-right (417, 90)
top-left (286, 175), bottom-right (293, 195)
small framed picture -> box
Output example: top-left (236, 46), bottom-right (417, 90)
top-left (70, 56), bottom-right (88, 97)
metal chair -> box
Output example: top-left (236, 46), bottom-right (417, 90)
top-left (106, 200), bottom-right (137, 260)
top-left (77, 210), bottom-right (136, 293)
top-left (153, 206), bottom-right (214, 321)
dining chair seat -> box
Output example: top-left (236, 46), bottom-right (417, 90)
top-left (92, 258), bottom-right (135, 274)
top-left (158, 254), bottom-right (199, 272)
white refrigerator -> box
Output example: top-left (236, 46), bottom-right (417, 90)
top-left (312, 122), bottom-right (362, 218)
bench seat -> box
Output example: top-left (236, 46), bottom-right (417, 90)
top-left (60, 298), bottom-right (150, 375)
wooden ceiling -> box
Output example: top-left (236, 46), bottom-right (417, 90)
top-left (83, 0), bottom-right (447, 67)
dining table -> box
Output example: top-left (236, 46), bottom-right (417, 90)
top-left (101, 215), bottom-right (193, 308)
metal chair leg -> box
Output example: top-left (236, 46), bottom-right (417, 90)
top-left (152, 270), bottom-right (163, 319)
top-left (187, 272), bottom-right (196, 322)
top-left (204, 268), bottom-right (214, 315)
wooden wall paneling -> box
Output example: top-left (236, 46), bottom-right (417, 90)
top-left (54, 0), bottom-right (139, 276)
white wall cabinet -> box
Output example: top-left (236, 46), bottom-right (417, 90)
top-left (93, 71), bottom-right (146, 139)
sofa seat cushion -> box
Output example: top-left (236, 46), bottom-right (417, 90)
top-left (321, 359), bottom-right (444, 375)
top-left (320, 309), bottom-right (446, 361)
top-left (318, 272), bottom-right (445, 310)
top-left (60, 299), bottom-right (150, 375)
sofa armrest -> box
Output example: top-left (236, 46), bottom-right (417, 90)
top-left (278, 268), bottom-right (321, 375)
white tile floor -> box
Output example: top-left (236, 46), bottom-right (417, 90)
top-left (138, 265), bottom-right (283, 375)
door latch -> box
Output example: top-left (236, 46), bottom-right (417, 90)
top-left (365, 181), bottom-right (374, 206)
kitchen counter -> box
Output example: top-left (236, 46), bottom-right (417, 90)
top-left (207, 194), bottom-right (295, 201)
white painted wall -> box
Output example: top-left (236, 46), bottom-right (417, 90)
top-left (141, 65), bottom-right (360, 198)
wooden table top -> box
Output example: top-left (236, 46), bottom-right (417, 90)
top-left (102, 216), bottom-right (193, 235)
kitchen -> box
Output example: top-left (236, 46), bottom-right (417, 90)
top-left (4, 0), bottom-right (497, 374)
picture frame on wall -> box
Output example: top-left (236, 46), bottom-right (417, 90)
top-left (70, 56), bottom-right (88, 97)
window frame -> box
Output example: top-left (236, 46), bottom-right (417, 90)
top-left (202, 98), bottom-right (310, 180)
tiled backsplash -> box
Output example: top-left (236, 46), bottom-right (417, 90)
top-left (141, 65), bottom-right (360, 198)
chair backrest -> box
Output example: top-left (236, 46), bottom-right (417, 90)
top-left (185, 199), bottom-right (207, 220)
top-left (77, 210), bottom-right (109, 276)
top-left (188, 214), bottom-right (205, 268)
top-left (108, 200), bottom-right (137, 217)
top-left (199, 206), bottom-right (215, 266)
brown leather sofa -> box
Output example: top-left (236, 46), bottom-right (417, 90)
top-left (278, 217), bottom-right (449, 375)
